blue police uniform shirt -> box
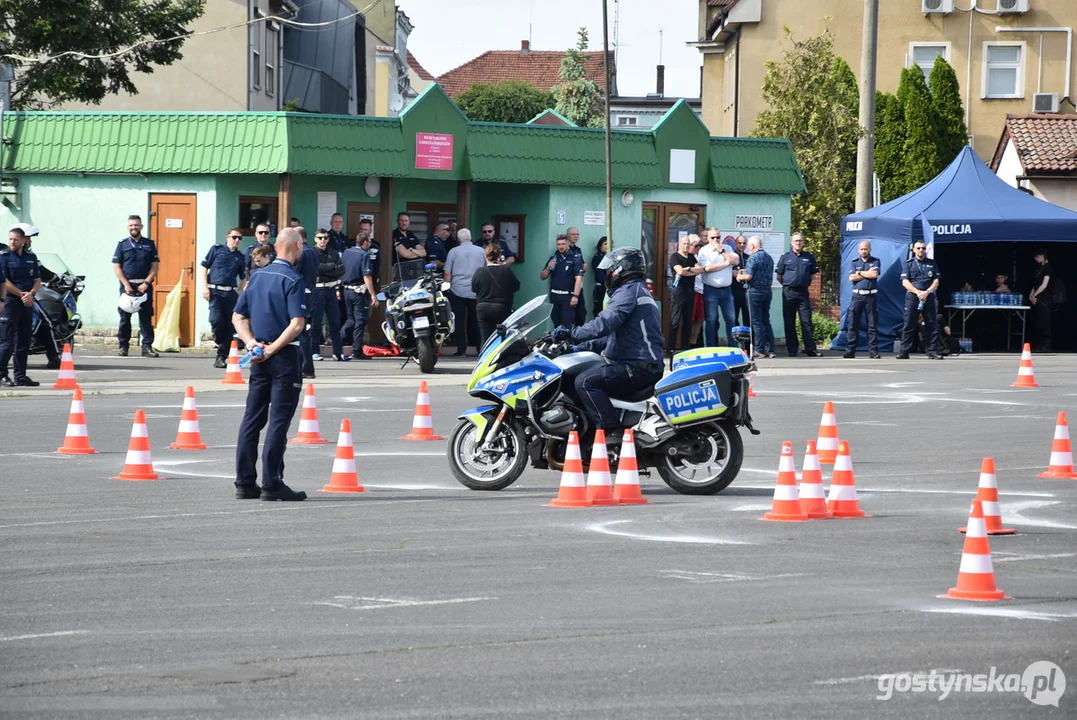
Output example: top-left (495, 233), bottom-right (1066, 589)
top-left (112, 237), bottom-right (159, 281)
top-left (851, 255), bottom-right (881, 291)
top-left (743, 250), bottom-right (774, 290)
top-left (0, 247), bottom-right (40, 292)
top-left (548, 250), bottom-right (583, 292)
top-left (572, 278), bottom-right (663, 365)
top-left (426, 235), bottom-right (448, 264)
top-left (484, 238), bottom-right (516, 264)
top-left (245, 243), bottom-right (276, 274)
top-left (201, 244), bottom-right (247, 288)
top-left (327, 229), bottom-right (350, 254)
top-left (775, 249), bottom-right (818, 288)
top-left (295, 244), bottom-right (320, 295)
top-left (901, 256), bottom-right (941, 291)
top-left (341, 246), bottom-right (373, 286)
top-left (234, 259), bottom-right (307, 343)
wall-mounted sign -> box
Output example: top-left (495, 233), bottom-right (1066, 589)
top-left (415, 133), bottom-right (454, 170)
top-left (555, 211), bottom-right (566, 226)
top-left (583, 210), bottom-right (605, 226)
top-left (734, 214), bottom-right (773, 232)
top-left (165, 218), bottom-right (183, 228)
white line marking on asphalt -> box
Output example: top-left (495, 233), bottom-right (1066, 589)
top-left (993, 552), bottom-right (1077, 563)
top-left (1003, 500), bottom-right (1077, 530)
top-left (585, 520), bottom-right (752, 545)
top-left (815, 669), bottom-right (963, 686)
top-left (883, 382), bottom-right (924, 388)
top-left (731, 504), bottom-right (773, 512)
top-left (840, 421), bottom-right (899, 426)
top-left (922, 608), bottom-right (1077, 622)
top-left (735, 485), bottom-right (1055, 498)
top-left (313, 596), bottom-right (496, 610)
top-left (143, 404), bottom-right (247, 409)
top-left (0, 453), bottom-right (70, 459)
top-left (0, 630), bottom-right (90, 642)
top-left (0, 507), bottom-right (309, 529)
top-left (662, 570), bottom-right (809, 584)
top-left (976, 415), bottom-right (1054, 420)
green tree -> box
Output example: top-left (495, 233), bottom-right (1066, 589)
top-left (873, 91), bottom-right (907, 202)
top-left (456, 80), bottom-right (555, 124)
top-left (929, 55), bottom-right (969, 169)
top-left (552, 27), bottom-right (604, 129)
top-left (0, 0), bottom-right (206, 109)
top-left (751, 26), bottom-right (861, 268)
top-left (898, 65), bottom-right (939, 191)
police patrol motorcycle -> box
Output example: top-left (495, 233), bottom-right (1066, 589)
top-left (378, 259), bottom-right (454, 373)
top-left (447, 295), bottom-right (759, 495)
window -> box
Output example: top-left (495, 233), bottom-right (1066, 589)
top-left (723, 47), bottom-right (737, 110)
top-left (909, 42), bottom-right (950, 83)
top-left (982, 42), bottom-right (1025, 98)
top-left (251, 8), bottom-right (263, 91)
top-left (238, 196), bottom-right (278, 237)
top-left (404, 203), bottom-right (457, 241)
top-left (617, 115), bottom-right (638, 126)
top-left (265, 26), bottom-right (276, 97)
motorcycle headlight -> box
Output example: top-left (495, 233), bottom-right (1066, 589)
top-left (75, 280), bottom-right (85, 293)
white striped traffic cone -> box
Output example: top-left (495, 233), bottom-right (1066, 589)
top-left (52, 344), bottom-right (78, 390)
top-left (289, 383), bottom-right (330, 445)
top-left (402, 381), bottom-right (443, 440)
top-left (960, 458), bottom-right (1015, 535)
top-left (816, 401), bottom-right (840, 464)
top-left (111, 410), bottom-right (160, 481)
top-left (762, 442), bottom-right (808, 522)
top-left (941, 500), bottom-right (1010, 602)
top-left (798, 440), bottom-right (832, 519)
top-left (826, 441), bottom-right (869, 518)
top-left (547, 431), bottom-right (591, 508)
top-left (321, 419), bottom-right (365, 493)
top-left (585, 429), bottom-right (616, 506)
top-left (1037, 412), bottom-right (1077, 479)
top-left (612, 429), bottom-right (648, 505)
top-left (221, 341), bottom-right (245, 385)
top-left (56, 386), bottom-right (97, 455)
top-left (170, 386), bottom-right (207, 450)
top-left (1010, 343), bottom-right (1039, 388)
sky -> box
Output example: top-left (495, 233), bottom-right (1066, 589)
top-left (397, 0), bottom-right (704, 98)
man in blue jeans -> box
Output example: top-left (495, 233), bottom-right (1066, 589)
top-left (736, 236), bottom-right (776, 358)
top-left (697, 227), bottom-right (739, 346)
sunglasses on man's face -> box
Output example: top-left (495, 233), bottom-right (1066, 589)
top-left (256, 230), bottom-right (269, 235)
top-left (316, 235), bottom-right (328, 240)
top-left (229, 235), bottom-right (242, 241)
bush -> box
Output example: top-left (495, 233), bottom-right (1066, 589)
top-left (798, 312), bottom-right (839, 347)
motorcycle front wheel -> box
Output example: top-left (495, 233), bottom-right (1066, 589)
top-left (655, 422), bottom-right (743, 495)
top-left (448, 418), bottom-right (528, 491)
top-left (417, 335), bottom-right (436, 373)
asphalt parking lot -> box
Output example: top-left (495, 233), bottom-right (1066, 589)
top-left (1, 350), bottom-right (1075, 718)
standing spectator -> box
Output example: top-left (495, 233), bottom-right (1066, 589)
top-left (288, 217), bottom-right (300, 228)
top-left (200, 227), bottom-right (247, 368)
top-left (0, 227), bottom-right (41, 386)
top-left (426, 223), bottom-right (450, 271)
top-left (541, 235), bottom-right (583, 329)
top-left (843, 240), bottom-right (881, 359)
top-left (327, 213), bottom-right (350, 253)
top-left (736, 236), bottom-right (776, 359)
top-left (356, 219), bottom-right (381, 288)
top-left (340, 233), bottom-right (379, 361)
top-left (690, 236), bottom-right (706, 348)
top-left (697, 227), bottom-right (740, 346)
top-left (294, 227), bottom-right (319, 378)
top-left (668, 234), bottom-right (702, 353)
top-left (245, 223), bottom-right (275, 275)
top-left (775, 233), bottom-right (821, 357)
top-left (1029, 249), bottom-right (1055, 352)
top-left (898, 241), bottom-right (942, 360)
top-left (591, 237), bottom-right (608, 318)
top-left (443, 228), bottom-right (485, 356)
top-left (250, 245), bottom-right (274, 270)
top-left (444, 220), bottom-right (460, 252)
top-left (731, 235), bottom-right (750, 326)
top-left (566, 226), bottom-right (588, 325)
top-left (479, 223), bottom-right (516, 266)
top-left (310, 229), bottom-right (346, 361)
top-left (472, 242), bottom-right (520, 346)
top-left (112, 214), bottom-right (160, 358)
top-left (393, 212), bottom-right (425, 261)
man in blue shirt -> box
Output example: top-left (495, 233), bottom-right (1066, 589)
top-left (735, 236), bottom-right (776, 359)
top-left (327, 213), bottom-right (350, 253)
top-left (245, 223), bottom-right (276, 275)
top-left (775, 233), bottom-right (821, 357)
top-left (566, 227), bottom-right (589, 326)
top-left (201, 227), bottom-right (248, 368)
top-left (898, 241), bottom-right (942, 360)
top-left (540, 235), bottom-right (583, 329)
top-left (340, 234), bottom-right (380, 360)
top-left (310, 229), bottom-right (346, 361)
top-left (426, 223), bottom-right (450, 271)
top-left (479, 223), bottom-right (516, 266)
top-left (844, 240), bottom-right (881, 359)
top-left (112, 214), bottom-right (160, 357)
top-left (393, 212), bottom-right (425, 263)
top-left (293, 227), bottom-right (320, 378)
top-left (0, 227), bottom-right (42, 387)
top-left (232, 227), bottom-right (309, 502)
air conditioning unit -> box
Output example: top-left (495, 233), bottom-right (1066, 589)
top-left (922, 0), bottom-right (954, 13)
top-left (997, 0), bottom-right (1030, 13)
top-left (1033, 92), bottom-right (1061, 113)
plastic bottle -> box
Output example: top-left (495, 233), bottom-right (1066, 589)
top-left (239, 345), bottom-right (264, 369)
top-left (917, 300), bottom-right (924, 311)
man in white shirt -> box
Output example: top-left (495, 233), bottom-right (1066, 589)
top-left (444, 228), bottom-right (486, 357)
top-left (696, 227), bottom-right (740, 346)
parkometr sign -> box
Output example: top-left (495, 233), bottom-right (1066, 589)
top-left (735, 215), bottom-right (773, 231)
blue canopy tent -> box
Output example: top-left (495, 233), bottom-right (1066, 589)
top-left (832, 146), bottom-right (1077, 352)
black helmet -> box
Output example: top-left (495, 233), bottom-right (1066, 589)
top-left (600, 247), bottom-right (647, 292)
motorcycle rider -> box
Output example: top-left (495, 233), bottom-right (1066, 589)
top-left (552, 247), bottom-right (664, 453)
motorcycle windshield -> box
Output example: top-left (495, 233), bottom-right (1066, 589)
top-left (33, 252), bottom-right (70, 274)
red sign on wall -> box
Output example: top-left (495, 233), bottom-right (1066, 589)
top-left (415, 133), bottom-right (454, 170)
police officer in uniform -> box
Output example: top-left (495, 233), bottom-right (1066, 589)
top-left (327, 213), bottom-right (350, 253)
top-left (0, 227), bottom-right (41, 387)
top-left (245, 223), bottom-right (275, 275)
top-left (844, 240), bottom-right (881, 359)
top-left (356, 219), bottom-right (380, 287)
top-left (775, 233), bottom-right (821, 357)
top-left (294, 228), bottom-right (319, 378)
top-left (201, 227), bottom-right (248, 368)
top-left (426, 223), bottom-right (450, 271)
top-left (540, 235), bottom-right (583, 328)
top-left (340, 234), bottom-right (380, 360)
top-left (479, 223), bottom-right (516, 266)
top-left (565, 226), bottom-right (589, 325)
top-left (232, 228), bottom-right (309, 502)
top-left (393, 212), bottom-right (425, 262)
top-left (553, 247), bottom-right (664, 454)
top-left (898, 241), bottom-right (942, 359)
top-left (112, 214), bottom-right (160, 357)
top-left (311, 228), bottom-right (346, 361)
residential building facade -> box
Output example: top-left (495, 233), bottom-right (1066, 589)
top-left (992, 113), bottom-right (1077, 210)
top-left (693, 0), bottom-right (1077, 161)
top-left (436, 40), bottom-right (616, 98)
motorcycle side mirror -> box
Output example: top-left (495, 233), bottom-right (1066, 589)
top-left (495, 323), bottom-right (507, 337)
top-left (440, 281), bottom-right (451, 292)
top-left (376, 292), bottom-right (387, 302)
top-left (424, 263), bottom-right (437, 271)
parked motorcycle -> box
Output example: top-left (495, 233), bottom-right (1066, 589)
top-left (378, 259), bottom-right (454, 373)
top-left (30, 252), bottom-right (84, 364)
top-left (447, 295), bottom-right (760, 495)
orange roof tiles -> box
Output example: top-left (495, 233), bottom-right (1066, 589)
top-left (996, 114), bottom-right (1077, 174)
top-left (435, 43), bottom-right (615, 98)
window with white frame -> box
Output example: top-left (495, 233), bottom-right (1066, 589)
top-left (617, 115), bottom-right (638, 126)
top-left (265, 26), bottom-right (276, 97)
top-left (982, 42), bottom-right (1025, 99)
top-left (251, 8), bottom-right (263, 91)
top-left (909, 42), bottom-right (950, 83)
top-left (723, 48), bottom-right (736, 110)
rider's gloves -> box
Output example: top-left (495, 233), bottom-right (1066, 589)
top-left (552, 326), bottom-right (572, 342)
top-left (571, 345), bottom-right (584, 353)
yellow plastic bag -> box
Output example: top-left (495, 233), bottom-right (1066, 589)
top-left (153, 269), bottom-right (187, 352)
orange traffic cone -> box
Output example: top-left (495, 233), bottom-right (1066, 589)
top-left (1010, 343), bottom-right (1039, 388)
top-left (960, 458), bottom-right (1015, 535)
top-left (221, 341), bottom-right (245, 385)
top-left (612, 429), bottom-right (648, 505)
top-left (111, 409), bottom-right (160, 481)
top-left (321, 419), bottom-right (365, 493)
top-left (747, 371), bottom-right (758, 398)
top-left (289, 383), bottom-right (330, 444)
top-left (547, 431), bottom-right (592, 507)
top-left (585, 429), bottom-right (617, 506)
top-left (941, 500), bottom-right (1010, 602)
top-left (798, 440), bottom-right (832, 519)
top-left (170, 386), bottom-right (208, 450)
top-left (826, 440), bottom-right (869, 518)
top-left (816, 401), bottom-right (840, 464)
top-left (401, 381), bottom-right (443, 440)
top-left (1037, 412), bottom-right (1077, 479)
top-left (52, 344), bottom-right (78, 390)
top-left (762, 442), bottom-right (808, 522)
top-left (55, 386), bottom-right (97, 455)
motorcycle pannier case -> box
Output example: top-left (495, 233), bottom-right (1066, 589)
top-left (670, 347), bottom-right (750, 372)
top-left (655, 357), bottom-right (740, 426)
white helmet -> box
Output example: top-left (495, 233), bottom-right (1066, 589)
top-left (11, 223), bottom-right (39, 237)
top-left (119, 293), bottom-right (149, 314)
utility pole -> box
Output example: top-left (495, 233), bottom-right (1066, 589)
top-left (602, 0), bottom-right (613, 247)
top-left (854, 0), bottom-right (879, 212)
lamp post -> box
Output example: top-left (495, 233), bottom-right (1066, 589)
top-left (855, 0), bottom-right (879, 212)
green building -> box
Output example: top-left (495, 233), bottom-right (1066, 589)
top-left (0, 84), bottom-right (804, 347)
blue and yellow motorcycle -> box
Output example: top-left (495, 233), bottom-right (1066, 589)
top-left (448, 296), bottom-right (759, 495)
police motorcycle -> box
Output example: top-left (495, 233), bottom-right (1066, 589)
top-left (378, 259), bottom-right (454, 373)
top-left (447, 295), bottom-right (760, 495)
top-left (30, 252), bottom-right (85, 363)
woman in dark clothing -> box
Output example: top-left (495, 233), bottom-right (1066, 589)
top-left (472, 242), bottom-right (521, 346)
top-left (668, 234), bottom-right (702, 354)
top-left (1030, 249), bottom-right (1054, 352)
top-left (591, 236), bottom-right (608, 319)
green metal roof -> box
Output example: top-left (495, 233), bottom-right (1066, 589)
top-left (286, 115), bottom-right (409, 177)
top-left (709, 138), bottom-right (808, 195)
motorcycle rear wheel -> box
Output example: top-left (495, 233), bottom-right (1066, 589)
top-left (417, 336), bottom-right (436, 373)
top-left (448, 419), bottom-right (527, 491)
top-left (655, 423), bottom-right (743, 495)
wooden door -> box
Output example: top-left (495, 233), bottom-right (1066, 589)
top-left (149, 194), bottom-right (197, 346)
top-left (642, 202), bottom-right (705, 337)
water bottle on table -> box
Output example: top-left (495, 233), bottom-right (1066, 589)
top-left (239, 345), bottom-right (264, 369)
